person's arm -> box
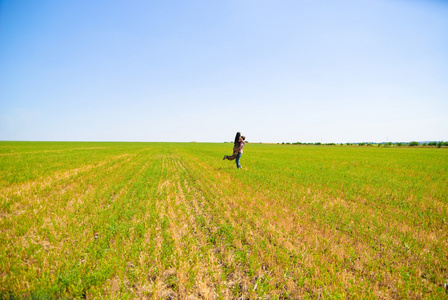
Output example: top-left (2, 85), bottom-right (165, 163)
top-left (237, 141), bottom-right (245, 151)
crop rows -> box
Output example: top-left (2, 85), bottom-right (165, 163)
top-left (1, 142), bottom-right (447, 298)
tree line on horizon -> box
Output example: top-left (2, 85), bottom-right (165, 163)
top-left (277, 141), bottom-right (448, 147)
top-left (224, 140), bottom-right (447, 147)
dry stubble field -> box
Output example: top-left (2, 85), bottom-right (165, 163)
top-left (1, 142), bottom-right (447, 299)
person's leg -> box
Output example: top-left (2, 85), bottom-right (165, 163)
top-left (235, 153), bottom-right (242, 169)
top-left (225, 148), bottom-right (239, 160)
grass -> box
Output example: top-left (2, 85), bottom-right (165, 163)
top-left (1, 142), bottom-right (447, 299)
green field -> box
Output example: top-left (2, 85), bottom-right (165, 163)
top-left (1, 142), bottom-right (447, 299)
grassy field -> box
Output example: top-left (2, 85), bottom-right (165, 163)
top-left (1, 142), bottom-right (447, 299)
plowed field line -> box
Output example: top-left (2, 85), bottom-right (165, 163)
top-left (177, 151), bottom-right (423, 298)
top-left (0, 147), bottom-right (110, 156)
top-left (0, 153), bottom-right (136, 199)
top-left (0, 153), bottom-right (154, 294)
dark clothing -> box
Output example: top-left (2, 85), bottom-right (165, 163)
top-left (223, 132), bottom-right (244, 168)
top-left (224, 143), bottom-right (239, 160)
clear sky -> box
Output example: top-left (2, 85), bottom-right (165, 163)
top-left (1, 0), bottom-right (447, 143)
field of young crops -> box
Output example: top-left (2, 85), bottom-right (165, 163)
top-left (1, 141), bottom-right (447, 299)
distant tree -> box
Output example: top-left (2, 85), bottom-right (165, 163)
top-left (409, 141), bottom-right (419, 146)
top-left (315, 142), bottom-right (322, 145)
top-left (396, 142), bottom-right (404, 147)
top-left (437, 141), bottom-right (443, 148)
top-left (429, 141), bottom-right (437, 146)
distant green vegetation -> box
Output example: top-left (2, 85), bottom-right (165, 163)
top-left (1, 142), bottom-right (447, 298)
top-left (281, 141), bottom-right (448, 147)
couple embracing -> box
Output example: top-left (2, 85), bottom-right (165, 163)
top-left (223, 132), bottom-right (245, 169)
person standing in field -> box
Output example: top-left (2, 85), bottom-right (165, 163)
top-left (235, 135), bottom-right (245, 169)
top-left (223, 132), bottom-right (246, 169)
top-left (223, 132), bottom-right (241, 161)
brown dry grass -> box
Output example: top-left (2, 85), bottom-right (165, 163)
top-left (2, 143), bottom-right (447, 299)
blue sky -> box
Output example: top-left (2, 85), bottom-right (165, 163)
top-left (1, 0), bottom-right (447, 143)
